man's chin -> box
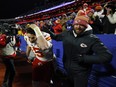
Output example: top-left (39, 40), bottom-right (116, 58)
top-left (74, 30), bottom-right (80, 35)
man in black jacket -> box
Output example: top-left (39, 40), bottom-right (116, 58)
top-left (48, 15), bottom-right (112, 87)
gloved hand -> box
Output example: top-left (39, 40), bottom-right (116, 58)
top-left (41, 24), bottom-right (51, 33)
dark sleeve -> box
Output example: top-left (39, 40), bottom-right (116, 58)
top-left (48, 30), bottom-right (64, 41)
top-left (83, 37), bottom-right (112, 64)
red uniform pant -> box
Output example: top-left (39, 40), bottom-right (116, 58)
top-left (32, 58), bottom-right (54, 83)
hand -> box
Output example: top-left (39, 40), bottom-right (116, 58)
top-left (42, 25), bottom-right (51, 33)
top-left (27, 59), bottom-right (33, 64)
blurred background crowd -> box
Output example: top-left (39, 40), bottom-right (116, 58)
top-left (0, 0), bottom-right (116, 36)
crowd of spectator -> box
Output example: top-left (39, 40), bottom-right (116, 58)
top-left (15, 1), bottom-right (115, 36)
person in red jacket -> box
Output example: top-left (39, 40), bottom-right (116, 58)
top-left (52, 18), bottom-right (62, 34)
top-left (0, 33), bottom-right (16, 87)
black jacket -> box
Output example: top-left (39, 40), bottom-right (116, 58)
top-left (49, 29), bottom-right (112, 74)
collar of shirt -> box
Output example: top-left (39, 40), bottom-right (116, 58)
top-left (73, 30), bottom-right (77, 37)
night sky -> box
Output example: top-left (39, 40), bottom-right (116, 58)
top-left (0, 0), bottom-right (39, 19)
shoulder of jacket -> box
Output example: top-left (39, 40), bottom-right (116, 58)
top-left (88, 34), bottom-right (99, 40)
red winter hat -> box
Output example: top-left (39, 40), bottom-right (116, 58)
top-left (73, 16), bottom-right (89, 28)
